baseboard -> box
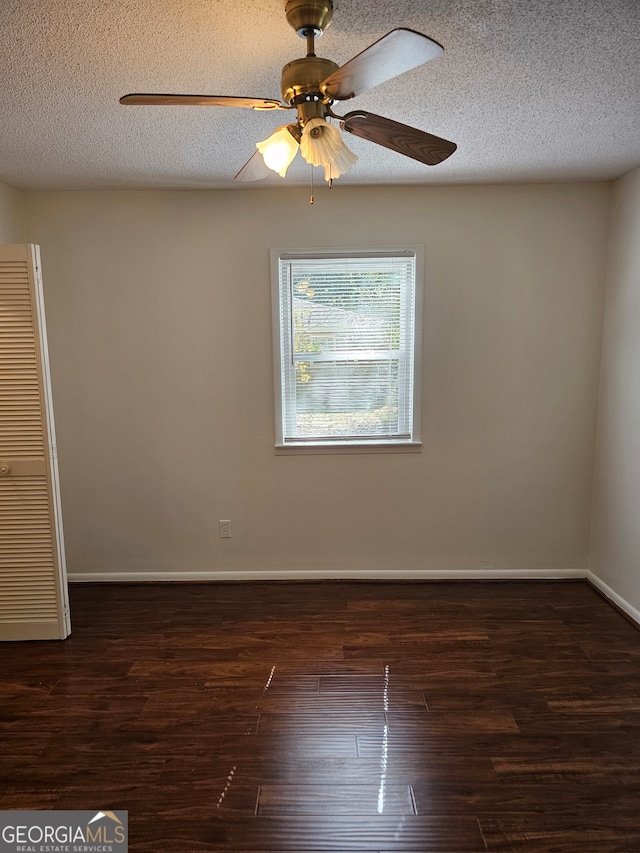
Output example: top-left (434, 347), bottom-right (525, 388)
top-left (586, 571), bottom-right (640, 628)
top-left (68, 567), bottom-right (586, 583)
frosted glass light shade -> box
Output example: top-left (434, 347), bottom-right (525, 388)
top-left (300, 118), bottom-right (358, 181)
top-left (256, 125), bottom-right (300, 177)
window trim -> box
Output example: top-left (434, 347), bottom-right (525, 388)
top-left (271, 246), bottom-right (424, 454)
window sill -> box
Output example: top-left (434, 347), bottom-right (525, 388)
top-left (275, 441), bottom-right (423, 456)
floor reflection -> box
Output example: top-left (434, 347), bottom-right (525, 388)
top-left (215, 664), bottom-right (276, 809)
top-left (377, 663), bottom-right (390, 814)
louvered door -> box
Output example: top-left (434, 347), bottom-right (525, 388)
top-left (0, 244), bottom-right (70, 640)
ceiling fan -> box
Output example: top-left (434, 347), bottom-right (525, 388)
top-left (120, 0), bottom-right (457, 184)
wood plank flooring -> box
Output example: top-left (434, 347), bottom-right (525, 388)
top-left (2, 580), bottom-right (640, 852)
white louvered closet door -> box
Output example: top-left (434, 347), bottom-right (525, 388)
top-left (0, 244), bottom-right (70, 640)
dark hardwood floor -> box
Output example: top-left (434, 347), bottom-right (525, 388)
top-left (2, 580), bottom-right (640, 852)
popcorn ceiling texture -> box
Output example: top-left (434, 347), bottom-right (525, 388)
top-left (0, 0), bottom-right (639, 190)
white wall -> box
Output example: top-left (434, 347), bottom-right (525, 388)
top-left (0, 181), bottom-right (25, 243)
top-left (23, 183), bottom-right (610, 580)
top-left (589, 166), bottom-right (640, 618)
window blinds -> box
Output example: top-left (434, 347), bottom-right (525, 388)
top-left (276, 251), bottom-right (417, 444)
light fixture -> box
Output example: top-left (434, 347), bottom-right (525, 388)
top-left (256, 124), bottom-right (300, 177)
top-left (300, 118), bottom-right (357, 181)
top-left (256, 118), bottom-right (357, 183)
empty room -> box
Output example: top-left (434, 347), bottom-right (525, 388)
top-left (1, 1), bottom-right (640, 851)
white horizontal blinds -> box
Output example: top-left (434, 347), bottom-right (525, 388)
top-left (279, 252), bottom-right (415, 442)
top-left (0, 244), bottom-right (69, 639)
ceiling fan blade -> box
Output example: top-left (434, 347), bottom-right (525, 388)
top-left (320, 28), bottom-right (443, 101)
top-left (120, 93), bottom-right (289, 110)
top-left (234, 150), bottom-right (271, 182)
top-left (342, 110), bottom-right (456, 166)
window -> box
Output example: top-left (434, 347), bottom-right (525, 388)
top-left (271, 248), bottom-right (423, 451)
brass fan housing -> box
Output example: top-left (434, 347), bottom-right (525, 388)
top-left (280, 55), bottom-right (339, 105)
top-left (285, 0), bottom-right (333, 36)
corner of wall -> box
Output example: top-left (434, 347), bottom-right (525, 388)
top-left (587, 165), bottom-right (640, 624)
top-left (586, 178), bottom-right (616, 566)
top-left (0, 181), bottom-right (27, 243)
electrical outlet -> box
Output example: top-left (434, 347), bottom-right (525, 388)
top-left (219, 519), bottom-right (231, 538)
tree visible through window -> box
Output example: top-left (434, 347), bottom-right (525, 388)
top-left (272, 249), bottom-right (422, 448)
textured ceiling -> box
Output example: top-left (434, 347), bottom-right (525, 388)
top-left (1, 0), bottom-right (639, 191)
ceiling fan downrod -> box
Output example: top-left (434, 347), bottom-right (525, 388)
top-left (304, 27), bottom-right (317, 57)
top-left (281, 1), bottom-right (337, 123)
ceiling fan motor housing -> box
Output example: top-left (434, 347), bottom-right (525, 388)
top-left (281, 55), bottom-right (339, 116)
top-left (285, 0), bottom-right (333, 37)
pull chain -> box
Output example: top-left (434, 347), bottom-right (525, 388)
top-left (310, 164), bottom-right (314, 204)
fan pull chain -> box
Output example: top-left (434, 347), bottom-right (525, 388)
top-left (310, 164), bottom-right (314, 204)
